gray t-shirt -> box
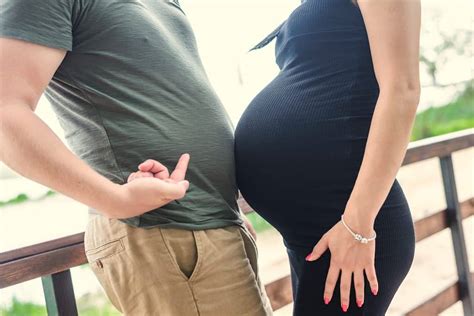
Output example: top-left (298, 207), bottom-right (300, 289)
top-left (1, 0), bottom-right (243, 229)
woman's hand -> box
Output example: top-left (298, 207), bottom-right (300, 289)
top-left (305, 216), bottom-right (378, 312)
top-left (106, 154), bottom-right (190, 219)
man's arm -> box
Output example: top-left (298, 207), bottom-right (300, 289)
top-left (0, 38), bottom-right (189, 218)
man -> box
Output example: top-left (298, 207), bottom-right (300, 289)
top-left (0, 0), bottom-right (272, 315)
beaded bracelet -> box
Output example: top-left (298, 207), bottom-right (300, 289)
top-left (341, 215), bottom-right (377, 244)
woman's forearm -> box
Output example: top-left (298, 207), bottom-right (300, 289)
top-left (343, 86), bottom-right (419, 234)
top-left (345, 0), bottom-right (421, 235)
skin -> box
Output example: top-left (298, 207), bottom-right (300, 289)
top-left (0, 37), bottom-right (256, 232)
top-left (305, 0), bottom-right (421, 311)
top-left (0, 0), bottom-right (418, 310)
top-left (128, 159), bottom-right (258, 240)
top-left (0, 37), bottom-right (191, 219)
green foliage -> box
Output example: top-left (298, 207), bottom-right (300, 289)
top-left (44, 191), bottom-right (56, 197)
top-left (77, 292), bottom-right (120, 316)
top-left (0, 191), bottom-right (56, 208)
top-left (0, 293), bottom-right (120, 316)
top-left (0, 297), bottom-right (46, 316)
top-left (245, 211), bottom-right (272, 233)
top-left (79, 307), bottom-right (120, 316)
top-left (411, 83), bottom-right (474, 141)
top-left (0, 194), bottom-right (29, 207)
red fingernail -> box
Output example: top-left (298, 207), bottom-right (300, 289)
top-left (305, 254), bottom-right (312, 261)
top-left (342, 304), bottom-right (348, 312)
top-left (357, 299), bottom-right (363, 307)
top-left (372, 288), bottom-right (378, 296)
top-left (324, 297), bottom-right (330, 305)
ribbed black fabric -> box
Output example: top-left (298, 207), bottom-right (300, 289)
top-left (235, 0), bottom-right (415, 315)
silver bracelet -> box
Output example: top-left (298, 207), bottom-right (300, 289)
top-left (341, 215), bottom-right (376, 244)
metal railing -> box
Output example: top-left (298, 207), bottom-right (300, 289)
top-left (1, 129), bottom-right (473, 315)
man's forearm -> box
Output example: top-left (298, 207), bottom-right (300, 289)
top-left (0, 103), bottom-right (119, 215)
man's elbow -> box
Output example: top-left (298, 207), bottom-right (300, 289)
top-left (0, 106), bottom-right (6, 163)
top-left (0, 102), bottom-right (10, 162)
top-left (0, 101), bottom-right (25, 161)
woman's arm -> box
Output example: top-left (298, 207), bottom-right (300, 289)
top-left (344, 0), bottom-right (421, 233)
top-left (306, 0), bottom-right (421, 311)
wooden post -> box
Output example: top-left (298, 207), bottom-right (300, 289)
top-left (41, 270), bottom-right (78, 316)
top-left (440, 155), bottom-right (474, 316)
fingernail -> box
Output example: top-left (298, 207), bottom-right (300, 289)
top-left (305, 254), bottom-right (312, 261)
top-left (324, 297), bottom-right (330, 305)
top-left (357, 299), bottom-right (363, 307)
top-left (342, 304), bottom-right (348, 312)
top-left (372, 288), bottom-right (378, 296)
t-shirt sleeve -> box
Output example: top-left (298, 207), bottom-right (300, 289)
top-left (0, 0), bottom-right (74, 51)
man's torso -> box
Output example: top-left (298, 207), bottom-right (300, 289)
top-left (1, 0), bottom-right (241, 228)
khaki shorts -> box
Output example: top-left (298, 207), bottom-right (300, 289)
top-left (84, 215), bottom-right (273, 316)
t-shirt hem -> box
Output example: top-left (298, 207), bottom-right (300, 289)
top-left (88, 210), bottom-right (244, 231)
top-left (131, 219), bottom-right (246, 231)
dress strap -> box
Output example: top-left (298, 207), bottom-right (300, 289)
top-left (249, 20), bottom-right (286, 52)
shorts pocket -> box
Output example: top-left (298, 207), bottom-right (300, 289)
top-left (160, 229), bottom-right (201, 282)
top-left (237, 227), bottom-right (272, 313)
top-left (238, 227), bottom-right (260, 278)
top-left (239, 226), bottom-right (259, 258)
top-left (85, 239), bottom-right (125, 263)
top-left (85, 239), bottom-right (126, 312)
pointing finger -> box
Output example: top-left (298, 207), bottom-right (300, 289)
top-left (170, 153), bottom-right (190, 181)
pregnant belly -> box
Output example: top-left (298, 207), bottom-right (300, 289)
top-left (236, 77), bottom-right (374, 171)
top-left (234, 76), bottom-right (375, 225)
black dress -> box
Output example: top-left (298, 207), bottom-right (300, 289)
top-left (235, 0), bottom-right (415, 315)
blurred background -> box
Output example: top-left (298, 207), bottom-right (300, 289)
top-left (0, 0), bottom-right (472, 315)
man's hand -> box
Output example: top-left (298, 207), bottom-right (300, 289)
top-left (129, 159), bottom-right (259, 240)
top-left (128, 158), bottom-right (171, 181)
top-left (127, 153), bottom-right (190, 184)
top-left (108, 154), bottom-right (191, 219)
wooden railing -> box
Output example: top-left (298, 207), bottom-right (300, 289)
top-left (1, 129), bottom-right (473, 315)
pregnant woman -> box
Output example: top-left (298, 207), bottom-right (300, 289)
top-left (235, 0), bottom-right (420, 315)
